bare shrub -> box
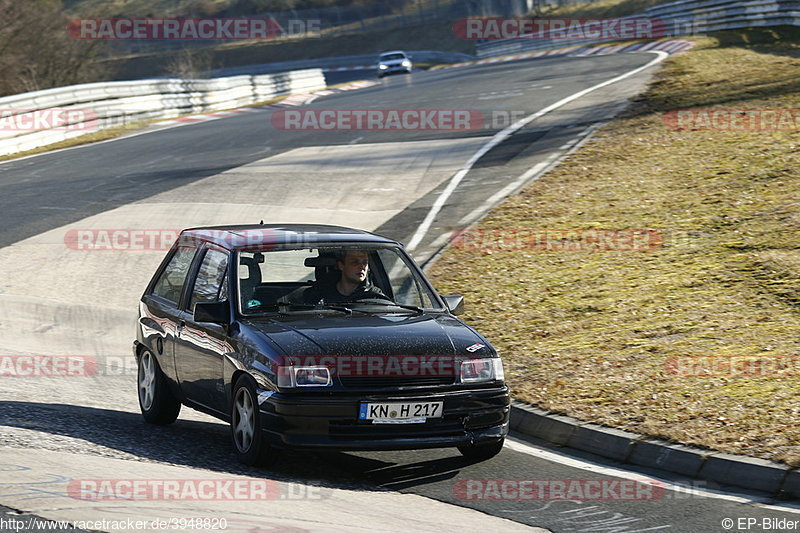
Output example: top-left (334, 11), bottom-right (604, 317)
top-left (0, 0), bottom-right (110, 96)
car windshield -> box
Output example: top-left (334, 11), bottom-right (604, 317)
top-left (380, 53), bottom-right (406, 61)
top-left (237, 244), bottom-right (441, 315)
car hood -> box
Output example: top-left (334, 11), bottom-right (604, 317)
top-left (380, 59), bottom-right (407, 66)
top-left (242, 313), bottom-right (492, 358)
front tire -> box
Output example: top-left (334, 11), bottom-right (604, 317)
top-left (137, 348), bottom-right (181, 425)
top-left (231, 374), bottom-right (276, 466)
top-left (458, 438), bottom-right (505, 461)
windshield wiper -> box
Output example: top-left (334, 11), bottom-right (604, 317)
top-left (340, 299), bottom-right (425, 314)
top-left (275, 302), bottom-right (372, 315)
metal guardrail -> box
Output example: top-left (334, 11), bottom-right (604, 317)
top-left (0, 69), bottom-right (325, 157)
top-left (476, 0), bottom-right (800, 58)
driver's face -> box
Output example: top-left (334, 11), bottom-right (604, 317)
top-left (338, 251), bottom-right (369, 285)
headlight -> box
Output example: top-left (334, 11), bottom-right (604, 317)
top-left (277, 366), bottom-right (331, 387)
top-left (459, 358), bottom-right (504, 383)
top-left (379, 64), bottom-right (388, 70)
top-left (401, 60), bottom-right (411, 67)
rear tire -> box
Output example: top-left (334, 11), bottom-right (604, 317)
top-left (457, 438), bottom-right (504, 461)
top-left (231, 374), bottom-right (276, 467)
top-left (137, 348), bottom-right (181, 425)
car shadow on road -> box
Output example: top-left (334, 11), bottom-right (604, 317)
top-left (319, 451), bottom-right (471, 490)
top-left (0, 401), bottom-right (479, 492)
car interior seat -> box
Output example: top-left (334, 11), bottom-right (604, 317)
top-left (303, 253), bottom-right (338, 289)
top-left (238, 253), bottom-right (263, 304)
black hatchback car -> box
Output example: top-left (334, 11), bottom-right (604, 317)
top-left (134, 224), bottom-right (510, 465)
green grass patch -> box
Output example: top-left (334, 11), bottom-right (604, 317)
top-left (428, 33), bottom-right (800, 466)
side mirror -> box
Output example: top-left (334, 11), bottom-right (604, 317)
top-left (441, 294), bottom-right (464, 315)
top-left (194, 300), bottom-right (230, 324)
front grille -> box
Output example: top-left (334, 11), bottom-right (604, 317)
top-left (338, 376), bottom-right (454, 388)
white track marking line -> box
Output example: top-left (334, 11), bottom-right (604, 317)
top-left (405, 51), bottom-right (669, 252)
top-left (454, 124), bottom-right (591, 229)
top-left (419, 121), bottom-right (606, 265)
top-left (418, 120), bottom-right (608, 263)
top-left (505, 437), bottom-right (800, 514)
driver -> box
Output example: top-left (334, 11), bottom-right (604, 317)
top-left (292, 249), bottom-right (387, 305)
top-left (317, 249), bottom-right (387, 303)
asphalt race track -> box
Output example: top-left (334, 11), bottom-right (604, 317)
top-left (1, 53), bottom-right (799, 532)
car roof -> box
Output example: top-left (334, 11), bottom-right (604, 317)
top-left (179, 224), bottom-right (399, 251)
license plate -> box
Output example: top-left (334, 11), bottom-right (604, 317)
top-left (359, 401), bottom-right (443, 423)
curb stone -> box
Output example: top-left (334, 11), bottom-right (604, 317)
top-left (629, 439), bottom-right (707, 477)
top-left (568, 423), bottom-right (640, 463)
top-left (699, 453), bottom-right (790, 494)
top-left (782, 471), bottom-right (800, 497)
top-left (510, 400), bottom-right (799, 499)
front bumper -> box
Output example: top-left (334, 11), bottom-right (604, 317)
top-left (258, 385), bottom-right (510, 450)
top-left (378, 65), bottom-right (411, 76)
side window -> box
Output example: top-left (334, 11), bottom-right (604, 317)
top-left (189, 248), bottom-right (229, 311)
top-left (151, 247), bottom-right (197, 305)
top-left (376, 249), bottom-right (435, 308)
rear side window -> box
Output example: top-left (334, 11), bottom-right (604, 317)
top-left (151, 247), bottom-right (197, 305)
top-left (189, 248), bottom-right (229, 311)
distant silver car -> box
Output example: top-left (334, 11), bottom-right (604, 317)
top-left (377, 50), bottom-right (412, 78)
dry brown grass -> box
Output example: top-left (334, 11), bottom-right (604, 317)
top-left (538, 0), bottom-right (664, 18)
top-left (428, 31), bottom-right (800, 465)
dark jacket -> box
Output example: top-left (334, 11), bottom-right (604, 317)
top-left (306, 279), bottom-right (387, 304)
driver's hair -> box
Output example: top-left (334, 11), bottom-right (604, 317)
top-left (334, 248), bottom-right (369, 264)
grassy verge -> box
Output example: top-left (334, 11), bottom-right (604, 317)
top-left (428, 29), bottom-right (800, 466)
top-left (0, 123), bottom-right (148, 163)
top-left (536, 0), bottom-right (665, 18)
